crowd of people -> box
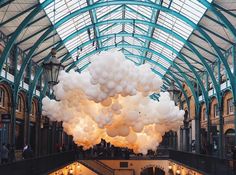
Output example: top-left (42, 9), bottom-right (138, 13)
top-left (0, 143), bottom-right (15, 164)
top-left (0, 143), bottom-right (34, 164)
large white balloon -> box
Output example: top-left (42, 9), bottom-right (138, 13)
top-left (42, 50), bottom-right (184, 154)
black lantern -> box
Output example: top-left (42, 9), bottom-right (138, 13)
top-left (168, 80), bottom-right (181, 105)
top-left (43, 48), bottom-right (64, 86)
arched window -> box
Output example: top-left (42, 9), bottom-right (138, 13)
top-left (16, 96), bottom-right (22, 112)
top-left (202, 108), bottom-right (206, 121)
top-left (227, 98), bottom-right (234, 115)
top-left (214, 104), bottom-right (219, 118)
top-left (225, 129), bottom-right (235, 158)
top-left (0, 88), bottom-right (5, 107)
top-left (31, 102), bottom-right (36, 116)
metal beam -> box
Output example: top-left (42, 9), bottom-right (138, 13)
top-left (0, 4), bottom-right (38, 27)
top-left (200, 25), bottom-right (233, 45)
top-left (0, 0), bottom-right (54, 72)
top-left (26, 14), bottom-right (48, 27)
top-left (0, 0), bottom-right (15, 9)
top-left (87, 0), bottom-right (102, 48)
top-left (141, 0), bottom-right (162, 64)
top-left (16, 25), bottom-right (51, 45)
top-left (1, 0), bottom-right (234, 102)
top-left (199, 0), bottom-right (236, 38)
top-left (30, 0), bottom-right (228, 100)
top-left (34, 19), bottom-right (214, 106)
top-left (4, 1), bottom-right (232, 121)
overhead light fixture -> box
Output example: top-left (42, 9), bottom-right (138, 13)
top-left (43, 0), bottom-right (64, 88)
top-left (43, 48), bottom-right (64, 86)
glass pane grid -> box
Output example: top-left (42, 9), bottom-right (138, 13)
top-left (40, 0), bottom-right (212, 75)
top-left (135, 23), bottom-right (149, 32)
top-left (125, 24), bottom-right (146, 36)
top-left (99, 23), bottom-right (115, 34)
top-left (124, 47), bottom-right (142, 56)
top-left (96, 5), bottom-right (119, 20)
top-left (125, 56), bottom-right (140, 64)
top-left (150, 42), bottom-right (164, 53)
top-left (126, 4), bottom-right (152, 19)
top-left (152, 67), bottom-right (166, 75)
top-left (148, 0), bottom-right (211, 75)
top-left (123, 36), bottom-right (143, 46)
top-left (100, 9), bottom-right (122, 21)
top-left (125, 9), bottom-right (149, 21)
top-left (102, 25), bottom-right (123, 35)
top-left (78, 57), bottom-right (90, 68)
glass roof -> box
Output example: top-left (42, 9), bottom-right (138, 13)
top-left (40, 0), bottom-right (212, 75)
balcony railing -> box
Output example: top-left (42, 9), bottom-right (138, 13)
top-left (0, 151), bottom-right (76, 175)
top-left (0, 149), bottom-right (234, 175)
top-left (169, 150), bottom-right (234, 175)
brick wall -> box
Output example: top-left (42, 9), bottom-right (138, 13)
top-left (199, 90), bottom-right (235, 134)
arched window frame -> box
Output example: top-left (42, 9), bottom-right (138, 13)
top-left (0, 88), bottom-right (5, 107)
top-left (227, 98), bottom-right (234, 115)
top-left (31, 101), bottom-right (37, 116)
top-left (16, 95), bottom-right (22, 112)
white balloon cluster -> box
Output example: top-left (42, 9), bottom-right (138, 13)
top-left (42, 50), bottom-right (184, 154)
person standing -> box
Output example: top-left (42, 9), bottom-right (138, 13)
top-left (22, 145), bottom-right (33, 159)
top-left (1, 143), bottom-right (9, 164)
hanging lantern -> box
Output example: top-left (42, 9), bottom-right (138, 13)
top-left (43, 48), bottom-right (64, 86)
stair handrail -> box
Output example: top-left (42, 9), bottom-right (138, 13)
top-left (95, 160), bottom-right (114, 173)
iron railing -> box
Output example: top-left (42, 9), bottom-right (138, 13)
top-left (0, 149), bottom-right (234, 175)
top-left (79, 160), bottom-right (114, 175)
top-left (0, 151), bottom-right (76, 175)
top-left (169, 150), bottom-right (235, 175)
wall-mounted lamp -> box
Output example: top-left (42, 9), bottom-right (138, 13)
top-left (68, 168), bottom-right (73, 175)
top-left (168, 165), bottom-right (172, 170)
top-left (176, 169), bottom-right (181, 174)
top-left (77, 163), bottom-right (80, 169)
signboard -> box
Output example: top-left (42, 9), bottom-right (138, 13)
top-left (120, 162), bottom-right (128, 168)
top-left (1, 114), bottom-right (10, 122)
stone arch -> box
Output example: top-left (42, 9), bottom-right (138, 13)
top-left (210, 96), bottom-right (218, 119)
top-left (16, 91), bottom-right (26, 118)
top-left (222, 88), bottom-right (232, 97)
top-left (141, 167), bottom-right (165, 175)
top-left (0, 82), bottom-right (12, 145)
top-left (224, 128), bottom-right (235, 158)
top-left (141, 165), bottom-right (165, 175)
top-left (15, 90), bottom-right (26, 149)
top-left (200, 102), bottom-right (207, 133)
top-left (222, 90), bottom-right (233, 116)
top-left (31, 98), bottom-right (38, 118)
top-left (0, 82), bottom-right (12, 113)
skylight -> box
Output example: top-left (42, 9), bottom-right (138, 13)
top-left (40, 0), bottom-right (212, 73)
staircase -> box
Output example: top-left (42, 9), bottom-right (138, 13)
top-left (79, 160), bottom-right (114, 175)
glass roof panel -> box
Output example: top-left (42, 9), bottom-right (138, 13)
top-left (96, 5), bottom-right (119, 20)
top-left (41, 0), bottom-right (212, 75)
top-left (149, 0), bottom-right (212, 73)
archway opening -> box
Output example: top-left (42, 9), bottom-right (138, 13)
top-left (225, 129), bottom-right (235, 158)
top-left (141, 167), bottom-right (165, 175)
